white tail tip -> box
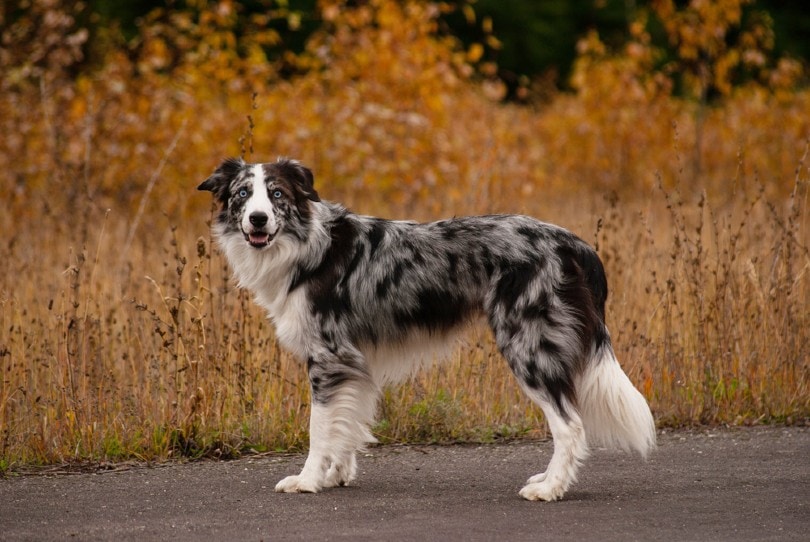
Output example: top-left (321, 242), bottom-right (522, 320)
top-left (578, 346), bottom-right (656, 457)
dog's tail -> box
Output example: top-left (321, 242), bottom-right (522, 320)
top-left (577, 336), bottom-right (656, 457)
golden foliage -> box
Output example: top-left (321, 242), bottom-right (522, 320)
top-left (1, 0), bottom-right (807, 216)
top-left (651, 0), bottom-right (776, 97)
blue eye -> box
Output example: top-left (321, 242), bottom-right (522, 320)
top-left (272, 190), bottom-right (283, 199)
top-left (238, 189), bottom-right (248, 198)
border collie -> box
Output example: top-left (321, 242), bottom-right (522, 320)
top-left (198, 157), bottom-right (655, 501)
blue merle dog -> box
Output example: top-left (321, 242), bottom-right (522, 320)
top-left (198, 157), bottom-right (656, 501)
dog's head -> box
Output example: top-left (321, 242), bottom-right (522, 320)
top-left (198, 157), bottom-right (320, 248)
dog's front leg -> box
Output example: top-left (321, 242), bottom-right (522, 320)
top-left (274, 401), bottom-right (332, 493)
top-left (275, 353), bottom-right (377, 493)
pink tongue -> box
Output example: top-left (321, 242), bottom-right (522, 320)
top-left (250, 233), bottom-right (268, 244)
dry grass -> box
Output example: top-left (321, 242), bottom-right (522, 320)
top-left (0, 0), bottom-right (808, 469)
top-left (0, 155), bottom-right (806, 469)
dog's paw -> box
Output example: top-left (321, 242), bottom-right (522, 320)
top-left (324, 455), bottom-right (357, 488)
top-left (324, 464), bottom-right (353, 488)
top-left (274, 475), bottom-right (321, 494)
top-left (519, 481), bottom-right (564, 502)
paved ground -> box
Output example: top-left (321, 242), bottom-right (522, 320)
top-left (1, 427), bottom-right (808, 541)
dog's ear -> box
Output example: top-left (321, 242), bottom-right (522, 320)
top-left (275, 159), bottom-right (320, 202)
top-left (198, 157), bottom-right (246, 202)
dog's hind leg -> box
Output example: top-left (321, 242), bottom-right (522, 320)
top-left (517, 389), bottom-right (588, 501)
top-left (275, 352), bottom-right (378, 493)
top-left (496, 337), bottom-right (590, 501)
top-left (491, 301), bottom-right (589, 501)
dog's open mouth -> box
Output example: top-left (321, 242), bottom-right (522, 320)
top-left (244, 231), bottom-right (273, 248)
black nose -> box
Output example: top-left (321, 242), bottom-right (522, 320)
top-left (249, 212), bottom-right (268, 227)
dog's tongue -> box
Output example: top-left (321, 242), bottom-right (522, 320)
top-left (249, 232), bottom-right (269, 245)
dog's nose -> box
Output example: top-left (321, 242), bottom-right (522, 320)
top-left (249, 212), bottom-right (268, 227)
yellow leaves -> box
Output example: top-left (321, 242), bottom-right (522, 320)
top-left (713, 49), bottom-right (740, 96)
top-left (575, 29), bottom-right (607, 58)
top-left (651, 0), bottom-right (772, 99)
top-left (138, 36), bottom-right (171, 72)
top-left (376, 0), bottom-right (402, 28)
top-left (321, 2), bottom-right (341, 23)
top-left (769, 58), bottom-right (804, 96)
top-left (0, 0), bottom-right (807, 224)
top-left (467, 43), bottom-right (484, 63)
top-left (461, 4), bottom-right (476, 25)
top-left (482, 15), bottom-right (493, 34)
top-left (629, 20), bottom-right (647, 40)
top-left (287, 11), bottom-right (302, 31)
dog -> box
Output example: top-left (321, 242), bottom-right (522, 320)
top-left (198, 157), bottom-right (656, 501)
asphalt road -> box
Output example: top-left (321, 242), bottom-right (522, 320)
top-left (2, 427), bottom-right (808, 541)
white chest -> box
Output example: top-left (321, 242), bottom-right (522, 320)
top-left (257, 287), bottom-right (312, 360)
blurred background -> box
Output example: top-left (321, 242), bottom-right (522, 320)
top-left (0, 0), bottom-right (807, 467)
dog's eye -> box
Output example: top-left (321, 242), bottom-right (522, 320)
top-left (272, 190), bottom-right (283, 199)
top-left (238, 189), bottom-right (249, 198)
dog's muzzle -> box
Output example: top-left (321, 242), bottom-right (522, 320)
top-left (244, 212), bottom-right (274, 248)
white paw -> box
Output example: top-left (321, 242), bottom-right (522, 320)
top-left (526, 471), bottom-right (547, 484)
top-left (274, 474), bottom-right (321, 493)
top-left (519, 481), bottom-right (565, 502)
top-left (324, 459), bottom-right (356, 488)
